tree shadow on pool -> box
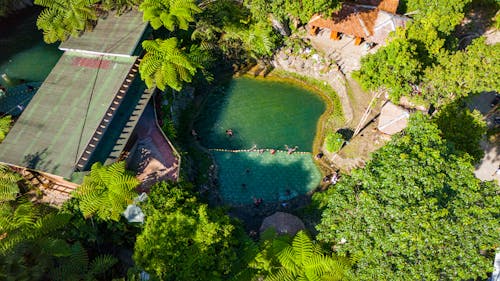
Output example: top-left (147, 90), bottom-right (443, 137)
top-left (212, 151), bottom-right (321, 205)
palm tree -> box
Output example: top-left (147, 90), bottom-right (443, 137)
top-left (266, 231), bottom-right (352, 281)
top-left (35, 0), bottom-right (99, 43)
top-left (139, 0), bottom-right (201, 31)
top-left (73, 161), bottom-right (139, 221)
top-left (139, 38), bottom-right (198, 91)
top-left (0, 164), bottom-right (21, 202)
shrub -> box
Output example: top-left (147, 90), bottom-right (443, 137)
top-left (325, 132), bottom-right (344, 152)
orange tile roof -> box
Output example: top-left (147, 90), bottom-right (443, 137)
top-left (309, 4), bottom-right (379, 38)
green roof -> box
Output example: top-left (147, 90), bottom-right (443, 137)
top-left (59, 9), bottom-right (148, 56)
top-left (0, 51), bottom-right (138, 179)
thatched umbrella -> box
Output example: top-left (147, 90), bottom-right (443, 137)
top-left (260, 212), bottom-right (305, 236)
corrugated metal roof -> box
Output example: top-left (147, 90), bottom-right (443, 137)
top-left (59, 9), bottom-right (148, 56)
top-left (0, 52), bottom-right (137, 178)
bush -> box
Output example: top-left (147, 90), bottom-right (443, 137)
top-left (325, 132), bottom-right (344, 152)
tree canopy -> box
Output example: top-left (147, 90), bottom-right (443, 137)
top-left (133, 181), bottom-right (239, 281)
top-left (73, 161), bottom-right (139, 222)
top-left (35, 0), bottom-right (99, 43)
top-left (139, 0), bottom-right (201, 31)
top-left (139, 38), bottom-right (198, 91)
top-left (315, 113), bottom-right (499, 280)
top-left (353, 0), bottom-right (500, 106)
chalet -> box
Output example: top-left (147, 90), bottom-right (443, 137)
top-left (0, 10), bottom-right (159, 196)
top-left (308, 0), bottom-right (409, 45)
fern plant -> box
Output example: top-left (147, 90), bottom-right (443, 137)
top-left (0, 200), bottom-right (71, 253)
top-left (139, 38), bottom-right (198, 91)
top-left (222, 22), bottom-right (279, 60)
top-left (49, 242), bottom-right (118, 281)
top-left (0, 115), bottom-right (11, 143)
top-left (0, 164), bottom-right (21, 202)
top-left (35, 0), bottom-right (99, 43)
top-left (73, 161), bottom-right (139, 221)
top-left (266, 231), bottom-right (352, 281)
top-left (139, 0), bottom-right (201, 31)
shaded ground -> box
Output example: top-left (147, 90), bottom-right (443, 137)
top-left (129, 102), bottom-right (179, 190)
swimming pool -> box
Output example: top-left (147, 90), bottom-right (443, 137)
top-left (195, 77), bottom-right (325, 204)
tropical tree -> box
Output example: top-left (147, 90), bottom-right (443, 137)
top-left (73, 161), bottom-right (139, 221)
top-left (35, 0), bottom-right (99, 43)
top-left (434, 101), bottom-right (487, 161)
top-left (139, 38), bottom-right (198, 91)
top-left (268, 231), bottom-right (351, 281)
top-left (139, 0), bottom-right (201, 31)
top-left (352, 34), bottom-right (423, 102)
top-left (48, 243), bottom-right (118, 281)
top-left (423, 38), bottom-right (500, 106)
top-left (222, 22), bottom-right (280, 60)
top-left (315, 113), bottom-right (500, 280)
top-left (233, 229), bottom-right (352, 281)
top-left (0, 115), bottom-right (11, 143)
top-left (134, 181), bottom-right (239, 281)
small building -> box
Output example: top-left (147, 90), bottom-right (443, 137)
top-left (308, 0), bottom-right (409, 45)
top-left (0, 9), bottom-right (163, 201)
top-left (377, 101), bottom-right (410, 135)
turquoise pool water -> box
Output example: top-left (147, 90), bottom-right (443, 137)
top-left (195, 77), bottom-right (325, 204)
top-left (0, 7), bottom-right (62, 87)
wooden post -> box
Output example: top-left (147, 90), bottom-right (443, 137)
top-left (354, 36), bottom-right (363, 45)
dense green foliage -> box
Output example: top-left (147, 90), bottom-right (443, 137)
top-left (354, 0), bottom-right (500, 106)
top-left (423, 38), bottom-right (500, 106)
top-left (35, 0), bottom-right (99, 43)
top-left (0, 115), bottom-right (12, 143)
top-left (139, 0), bottom-right (200, 31)
top-left (134, 181), bottom-right (239, 280)
top-left (0, 196), bottom-right (125, 280)
top-left (434, 101), bottom-right (487, 161)
top-left (0, 164), bottom-right (21, 202)
top-left (245, 0), bottom-right (341, 28)
top-left (325, 132), bottom-right (344, 153)
top-left (236, 229), bottom-right (352, 281)
top-left (73, 161), bottom-right (139, 221)
top-left (315, 113), bottom-right (499, 280)
top-left (139, 38), bottom-right (198, 91)
top-left (353, 34), bottom-right (423, 101)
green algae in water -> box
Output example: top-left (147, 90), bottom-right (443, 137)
top-left (196, 77), bottom-right (326, 152)
top-left (195, 77), bottom-right (325, 204)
